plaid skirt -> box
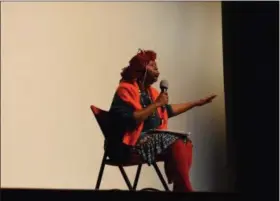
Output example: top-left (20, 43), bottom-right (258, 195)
top-left (133, 130), bottom-right (190, 165)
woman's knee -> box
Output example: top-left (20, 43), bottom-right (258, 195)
top-left (172, 139), bottom-right (192, 150)
top-left (169, 139), bottom-right (192, 159)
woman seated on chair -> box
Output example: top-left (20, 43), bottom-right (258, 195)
top-left (109, 49), bottom-right (217, 192)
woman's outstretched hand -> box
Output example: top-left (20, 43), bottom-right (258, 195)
top-left (169, 94), bottom-right (217, 117)
top-left (195, 94), bottom-right (217, 106)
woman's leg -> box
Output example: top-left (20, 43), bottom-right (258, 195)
top-left (164, 139), bottom-right (193, 192)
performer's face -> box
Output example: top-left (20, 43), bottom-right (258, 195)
top-left (145, 61), bottom-right (160, 85)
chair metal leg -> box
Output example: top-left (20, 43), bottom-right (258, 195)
top-left (152, 163), bottom-right (170, 191)
top-left (95, 153), bottom-right (107, 190)
top-left (133, 164), bottom-right (142, 190)
top-left (119, 166), bottom-right (133, 190)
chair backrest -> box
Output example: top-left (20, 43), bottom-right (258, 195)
top-left (90, 105), bottom-right (131, 161)
top-left (90, 105), bottom-right (113, 139)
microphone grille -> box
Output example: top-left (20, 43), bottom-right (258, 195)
top-left (160, 79), bottom-right (169, 89)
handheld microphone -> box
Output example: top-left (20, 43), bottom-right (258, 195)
top-left (159, 80), bottom-right (169, 112)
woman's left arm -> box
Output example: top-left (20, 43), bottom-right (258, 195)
top-left (169, 94), bottom-right (217, 117)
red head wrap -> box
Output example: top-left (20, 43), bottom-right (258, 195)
top-left (121, 49), bottom-right (157, 81)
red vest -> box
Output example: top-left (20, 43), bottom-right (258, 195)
top-left (116, 81), bottom-right (168, 146)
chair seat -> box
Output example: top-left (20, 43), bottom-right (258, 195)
top-left (104, 153), bottom-right (166, 166)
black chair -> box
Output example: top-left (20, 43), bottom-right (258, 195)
top-left (90, 105), bottom-right (170, 191)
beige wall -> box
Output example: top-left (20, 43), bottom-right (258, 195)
top-left (1, 2), bottom-right (229, 191)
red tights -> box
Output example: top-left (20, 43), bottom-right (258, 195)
top-left (164, 139), bottom-right (193, 192)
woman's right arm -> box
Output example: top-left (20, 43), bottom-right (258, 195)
top-left (133, 92), bottom-right (168, 123)
top-left (111, 88), bottom-right (168, 124)
top-left (111, 95), bottom-right (160, 124)
top-left (133, 102), bottom-right (160, 123)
